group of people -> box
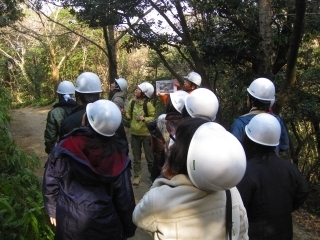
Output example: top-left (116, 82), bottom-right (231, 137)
top-left (43, 71), bottom-right (309, 240)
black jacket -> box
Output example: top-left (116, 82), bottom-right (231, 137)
top-left (59, 104), bottom-right (86, 138)
top-left (237, 152), bottom-right (308, 240)
top-left (59, 104), bottom-right (128, 155)
top-left (43, 128), bottom-right (136, 240)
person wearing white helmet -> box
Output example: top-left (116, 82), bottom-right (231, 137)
top-left (44, 80), bottom-right (77, 154)
top-left (43, 100), bottom-right (137, 239)
top-left (230, 77), bottom-right (289, 154)
top-left (59, 72), bottom-right (102, 138)
top-left (109, 77), bottom-right (128, 110)
top-left (183, 71), bottom-right (202, 93)
top-left (237, 113), bottom-right (308, 240)
top-left (124, 81), bottom-right (155, 186)
top-left (133, 118), bottom-right (249, 239)
top-left (59, 73), bottom-right (129, 155)
top-left (182, 88), bottom-right (219, 121)
top-left (157, 79), bottom-right (182, 105)
top-left (147, 114), bottom-right (170, 183)
top-left (147, 90), bottom-right (189, 182)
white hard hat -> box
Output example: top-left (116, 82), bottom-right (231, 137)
top-left (115, 78), bottom-right (128, 91)
top-left (75, 72), bottom-right (102, 93)
top-left (138, 82), bottom-right (154, 98)
top-left (56, 80), bottom-right (75, 95)
top-left (170, 90), bottom-right (188, 113)
top-left (245, 113), bottom-right (281, 146)
top-left (247, 78), bottom-right (275, 102)
top-left (270, 98), bottom-right (275, 108)
top-left (158, 114), bottom-right (166, 120)
top-left (184, 88), bottom-right (219, 121)
top-left (86, 99), bottom-right (121, 136)
top-left (184, 71), bottom-right (202, 86)
top-left (187, 122), bottom-right (246, 191)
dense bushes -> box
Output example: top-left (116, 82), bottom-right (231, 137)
top-left (0, 88), bottom-right (54, 239)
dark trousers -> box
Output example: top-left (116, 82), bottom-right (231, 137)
top-left (131, 135), bottom-right (153, 178)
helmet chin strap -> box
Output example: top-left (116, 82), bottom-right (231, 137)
top-left (110, 81), bottom-right (120, 91)
top-left (113, 83), bottom-right (121, 91)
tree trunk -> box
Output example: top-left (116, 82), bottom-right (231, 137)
top-left (103, 25), bottom-right (118, 89)
top-left (174, 2), bottom-right (211, 89)
top-left (274, 0), bottom-right (306, 114)
top-left (312, 121), bottom-right (320, 157)
top-left (257, 0), bottom-right (273, 78)
top-left (51, 63), bottom-right (60, 94)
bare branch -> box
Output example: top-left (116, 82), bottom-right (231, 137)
top-left (58, 36), bottom-right (81, 68)
top-left (148, 0), bottom-right (184, 38)
top-left (26, 1), bottom-right (109, 57)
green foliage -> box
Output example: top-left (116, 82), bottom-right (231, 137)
top-left (24, 46), bottom-right (51, 100)
top-left (0, 88), bottom-right (54, 239)
top-left (60, 0), bottom-right (141, 27)
top-left (0, 0), bottom-right (25, 27)
top-left (5, 0), bottom-right (320, 218)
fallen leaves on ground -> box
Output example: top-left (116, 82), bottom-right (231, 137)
top-left (292, 208), bottom-right (320, 239)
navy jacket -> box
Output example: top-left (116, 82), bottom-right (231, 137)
top-left (237, 152), bottom-right (308, 240)
top-left (230, 111), bottom-right (289, 153)
top-left (43, 128), bottom-right (136, 240)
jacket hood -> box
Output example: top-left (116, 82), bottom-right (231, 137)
top-left (110, 90), bottom-right (126, 101)
top-left (53, 128), bottom-right (130, 182)
top-left (113, 90), bottom-right (126, 98)
top-left (53, 99), bottom-right (77, 108)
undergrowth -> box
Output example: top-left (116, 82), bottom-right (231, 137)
top-left (0, 88), bottom-right (54, 239)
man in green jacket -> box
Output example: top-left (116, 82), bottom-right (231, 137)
top-left (125, 82), bottom-right (155, 186)
top-left (44, 81), bottom-right (77, 154)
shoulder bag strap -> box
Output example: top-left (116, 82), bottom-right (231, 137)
top-left (130, 100), bottom-right (135, 119)
top-left (226, 189), bottom-right (232, 240)
top-left (143, 99), bottom-right (149, 117)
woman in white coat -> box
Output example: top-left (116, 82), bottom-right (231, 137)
top-left (133, 117), bottom-right (249, 240)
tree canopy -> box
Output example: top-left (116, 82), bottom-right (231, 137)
top-left (0, 0), bottom-right (25, 27)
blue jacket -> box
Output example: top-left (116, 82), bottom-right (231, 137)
top-left (43, 127), bottom-right (136, 240)
top-left (230, 110), bottom-right (289, 153)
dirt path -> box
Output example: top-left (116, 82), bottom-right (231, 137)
top-left (9, 106), bottom-right (319, 240)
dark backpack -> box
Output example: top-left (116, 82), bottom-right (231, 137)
top-left (130, 99), bottom-right (149, 118)
top-left (60, 105), bottom-right (75, 119)
top-left (123, 99), bottom-right (149, 128)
